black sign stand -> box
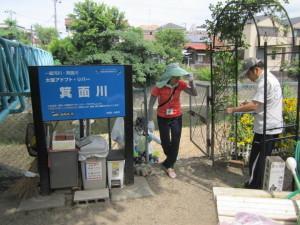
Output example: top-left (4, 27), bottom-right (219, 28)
top-left (29, 66), bottom-right (50, 195)
top-left (29, 65), bottom-right (134, 195)
top-left (124, 66), bottom-right (134, 185)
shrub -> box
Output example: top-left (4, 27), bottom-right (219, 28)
top-left (194, 67), bottom-right (211, 81)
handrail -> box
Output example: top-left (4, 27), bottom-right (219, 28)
top-left (0, 37), bottom-right (54, 122)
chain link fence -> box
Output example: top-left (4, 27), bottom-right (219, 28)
top-left (0, 89), bottom-right (151, 192)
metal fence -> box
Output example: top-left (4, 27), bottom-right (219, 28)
top-left (190, 80), bottom-right (299, 163)
top-left (189, 82), bottom-right (210, 156)
top-left (0, 37), bottom-right (53, 123)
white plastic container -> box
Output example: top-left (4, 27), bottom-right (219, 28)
top-left (263, 156), bottom-right (285, 191)
top-left (78, 135), bottom-right (109, 190)
top-left (52, 131), bottom-right (75, 151)
top-left (107, 150), bottom-right (125, 188)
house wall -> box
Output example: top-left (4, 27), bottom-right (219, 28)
top-left (244, 17), bottom-right (297, 71)
top-left (294, 22), bottom-right (300, 45)
top-left (244, 23), bottom-right (257, 58)
top-left (185, 49), bottom-right (210, 66)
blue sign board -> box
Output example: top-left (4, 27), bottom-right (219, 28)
top-left (38, 65), bottom-right (125, 121)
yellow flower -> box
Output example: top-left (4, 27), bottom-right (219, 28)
top-left (228, 137), bottom-right (235, 142)
top-left (237, 141), bottom-right (245, 147)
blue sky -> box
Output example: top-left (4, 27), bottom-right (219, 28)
top-left (1, 0), bottom-right (299, 36)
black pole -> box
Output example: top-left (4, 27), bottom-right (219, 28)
top-left (296, 45), bottom-right (300, 141)
top-left (234, 44), bottom-right (239, 160)
top-left (29, 66), bottom-right (50, 195)
top-left (210, 43), bottom-right (215, 165)
top-left (107, 118), bottom-right (112, 150)
top-left (124, 65), bottom-right (134, 185)
top-left (189, 88), bottom-right (192, 142)
top-left (86, 119), bottom-right (90, 136)
top-left (79, 119), bottom-right (84, 138)
top-left (144, 87), bottom-right (149, 163)
top-left (263, 41), bottom-right (268, 186)
top-left (206, 85), bottom-right (210, 156)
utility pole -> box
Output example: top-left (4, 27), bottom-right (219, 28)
top-left (30, 25), bottom-right (34, 46)
top-left (4, 10), bottom-right (16, 21)
top-left (53, 0), bottom-right (61, 32)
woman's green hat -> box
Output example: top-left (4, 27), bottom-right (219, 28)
top-left (156, 63), bottom-right (189, 88)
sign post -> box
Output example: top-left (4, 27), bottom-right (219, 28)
top-left (29, 65), bottom-right (133, 195)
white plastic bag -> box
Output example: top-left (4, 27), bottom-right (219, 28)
top-left (111, 117), bottom-right (125, 148)
top-left (148, 131), bottom-right (161, 144)
top-left (111, 115), bottom-right (140, 149)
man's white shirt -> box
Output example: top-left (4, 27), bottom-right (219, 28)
top-left (252, 70), bottom-right (283, 135)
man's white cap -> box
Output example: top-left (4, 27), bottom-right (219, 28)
top-left (240, 57), bottom-right (262, 77)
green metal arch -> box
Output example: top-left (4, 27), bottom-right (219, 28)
top-left (212, 0), bottom-right (295, 48)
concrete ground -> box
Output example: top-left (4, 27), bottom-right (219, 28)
top-left (0, 127), bottom-right (245, 225)
top-left (0, 157), bottom-right (245, 225)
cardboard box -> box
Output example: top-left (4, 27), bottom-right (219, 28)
top-left (263, 156), bottom-right (285, 191)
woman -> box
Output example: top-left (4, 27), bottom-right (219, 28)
top-left (148, 63), bottom-right (197, 178)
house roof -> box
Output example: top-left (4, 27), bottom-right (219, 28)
top-left (247, 16), bottom-right (300, 27)
top-left (139, 25), bottom-right (159, 31)
top-left (184, 43), bottom-right (208, 50)
top-left (158, 23), bottom-right (186, 30)
top-left (186, 33), bottom-right (210, 43)
top-left (254, 15), bottom-right (269, 22)
top-left (290, 17), bottom-right (300, 25)
top-left (283, 17), bottom-right (300, 25)
top-left (246, 15), bottom-right (270, 24)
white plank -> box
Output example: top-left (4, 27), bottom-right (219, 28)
top-left (217, 197), bottom-right (297, 213)
top-left (216, 196), bottom-right (299, 221)
top-left (218, 216), bottom-right (297, 225)
top-left (213, 187), bottom-right (291, 200)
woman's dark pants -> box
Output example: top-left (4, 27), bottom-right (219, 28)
top-left (157, 115), bottom-right (182, 169)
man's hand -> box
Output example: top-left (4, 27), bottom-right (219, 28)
top-left (184, 73), bottom-right (194, 81)
top-left (186, 73), bottom-right (194, 81)
top-left (240, 100), bottom-right (249, 106)
top-left (226, 100), bottom-right (258, 114)
top-left (226, 107), bottom-right (235, 114)
top-left (148, 120), bottom-right (155, 132)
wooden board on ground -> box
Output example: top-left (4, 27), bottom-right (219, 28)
top-left (217, 196), bottom-right (299, 220)
top-left (213, 187), bottom-right (291, 200)
top-left (218, 215), bottom-right (297, 225)
top-left (213, 187), bottom-right (298, 225)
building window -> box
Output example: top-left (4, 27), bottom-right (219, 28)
top-left (150, 31), bottom-right (153, 35)
top-left (196, 54), bottom-right (205, 64)
top-left (258, 27), bottom-right (278, 37)
top-left (197, 55), bottom-right (204, 63)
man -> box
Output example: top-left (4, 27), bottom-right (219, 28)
top-left (226, 58), bottom-right (283, 189)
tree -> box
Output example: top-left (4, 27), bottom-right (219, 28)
top-left (0, 18), bottom-right (31, 44)
top-left (52, 0), bottom-right (167, 85)
top-left (50, 0), bottom-right (189, 85)
top-left (48, 37), bottom-right (76, 64)
top-left (68, 0), bottom-right (128, 53)
top-left (205, 0), bottom-right (290, 46)
top-left (154, 28), bottom-right (187, 63)
top-left (33, 24), bottom-right (59, 50)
